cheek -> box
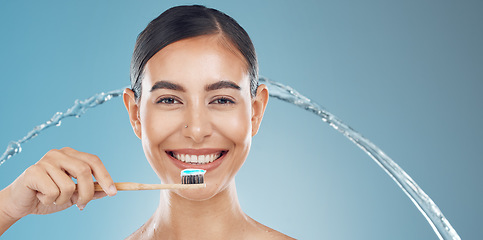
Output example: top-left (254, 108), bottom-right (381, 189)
top-left (142, 112), bottom-right (171, 144)
top-left (140, 105), bottom-right (180, 166)
top-left (213, 105), bottom-right (252, 146)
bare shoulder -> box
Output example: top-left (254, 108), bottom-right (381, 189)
top-left (257, 226), bottom-right (296, 240)
top-left (261, 229), bottom-right (296, 239)
top-left (124, 229), bottom-right (140, 240)
top-left (124, 223), bottom-right (151, 240)
top-left (248, 216), bottom-right (296, 240)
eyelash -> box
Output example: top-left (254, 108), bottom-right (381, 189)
top-left (211, 97), bottom-right (235, 105)
top-left (156, 97), bottom-right (181, 104)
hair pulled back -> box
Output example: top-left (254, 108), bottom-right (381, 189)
top-left (130, 5), bottom-right (258, 100)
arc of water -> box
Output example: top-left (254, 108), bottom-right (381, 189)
top-left (0, 78), bottom-right (460, 239)
top-left (258, 77), bottom-right (460, 240)
top-left (0, 88), bottom-right (126, 166)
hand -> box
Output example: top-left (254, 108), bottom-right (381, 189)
top-left (0, 147), bottom-right (117, 222)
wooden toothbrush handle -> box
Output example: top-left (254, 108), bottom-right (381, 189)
top-left (93, 182), bottom-right (206, 191)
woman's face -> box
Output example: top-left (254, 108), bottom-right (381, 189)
top-left (124, 35), bottom-right (268, 200)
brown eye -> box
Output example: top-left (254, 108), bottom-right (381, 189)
top-left (156, 97), bottom-right (180, 104)
top-left (211, 97), bottom-right (235, 105)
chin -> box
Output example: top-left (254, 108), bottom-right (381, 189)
top-left (175, 189), bottom-right (216, 201)
top-left (174, 183), bottom-right (226, 201)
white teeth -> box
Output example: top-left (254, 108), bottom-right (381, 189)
top-left (172, 152), bottom-right (222, 164)
top-left (192, 155), bottom-right (198, 164)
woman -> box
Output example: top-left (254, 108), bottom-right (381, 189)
top-left (0, 5), bottom-right (294, 239)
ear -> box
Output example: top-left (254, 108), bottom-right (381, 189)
top-left (251, 84), bottom-right (269, 136)
top-left (123, 88), bottom-right (142, 139)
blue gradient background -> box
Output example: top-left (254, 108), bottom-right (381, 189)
top-left (1, 1), bottom-right (481, 239)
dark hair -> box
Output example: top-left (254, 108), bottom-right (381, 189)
top-left (130, 5), bottom-right (258, 100)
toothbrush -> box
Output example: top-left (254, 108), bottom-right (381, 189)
top-left (88, 169), bottom-right (206, 191)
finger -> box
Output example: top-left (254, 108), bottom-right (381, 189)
top-left (49, 151), bottom-right (95, 209)
top-left (93, 191), bottom-right (107, 200)
top-left (73, 189), bottom-right (107, 201)
top-left (69, 162), bottom-right (94, 210)
top-left (24, 165), bottom-right (60, 206)
top-left (68, 187), bottom-right (107, 209)
top-left (43, 164), bottom-right (76, 206)
top-left (69, 191), bottom-right (78, 204)
top-left (61, 148), bottom-right (117, 196)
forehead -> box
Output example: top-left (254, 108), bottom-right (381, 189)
top-left (143, 35), bottom-right (250, 90)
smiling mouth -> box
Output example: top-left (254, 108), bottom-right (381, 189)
top-left (167, 151), bottom-right (227, 164)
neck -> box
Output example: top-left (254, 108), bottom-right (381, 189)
top-left (146, 180), bottom-right (249, 239)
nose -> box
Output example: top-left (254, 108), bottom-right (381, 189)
top-left (182, 103), bottom-right (213, 143)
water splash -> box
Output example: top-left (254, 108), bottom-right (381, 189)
top-left (0, 88), bottom-right (125, 166)
top-left (0, 78), bottom-right (460, 239)
top-left (258, 77), bottom-right (460, 240)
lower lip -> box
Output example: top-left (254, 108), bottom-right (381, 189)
top-left (167, 152), bottom-right (226, 172)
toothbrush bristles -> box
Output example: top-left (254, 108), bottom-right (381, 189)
top-left (182, 174), bottom-right (204, 184)
top-left (180, 169), bottom-right (206, 184)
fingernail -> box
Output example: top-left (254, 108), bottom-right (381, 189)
top-left (77, 204), bottom-right (86, 211)
top-left (108, 185), bottom-right (117, 196)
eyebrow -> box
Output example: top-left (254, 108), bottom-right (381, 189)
top-left (205, 80), bottom-right (241, 91)
top-left (150, 81), bottom-right (185, 92)
top-left (149, 80), bottom-right (241, 93)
